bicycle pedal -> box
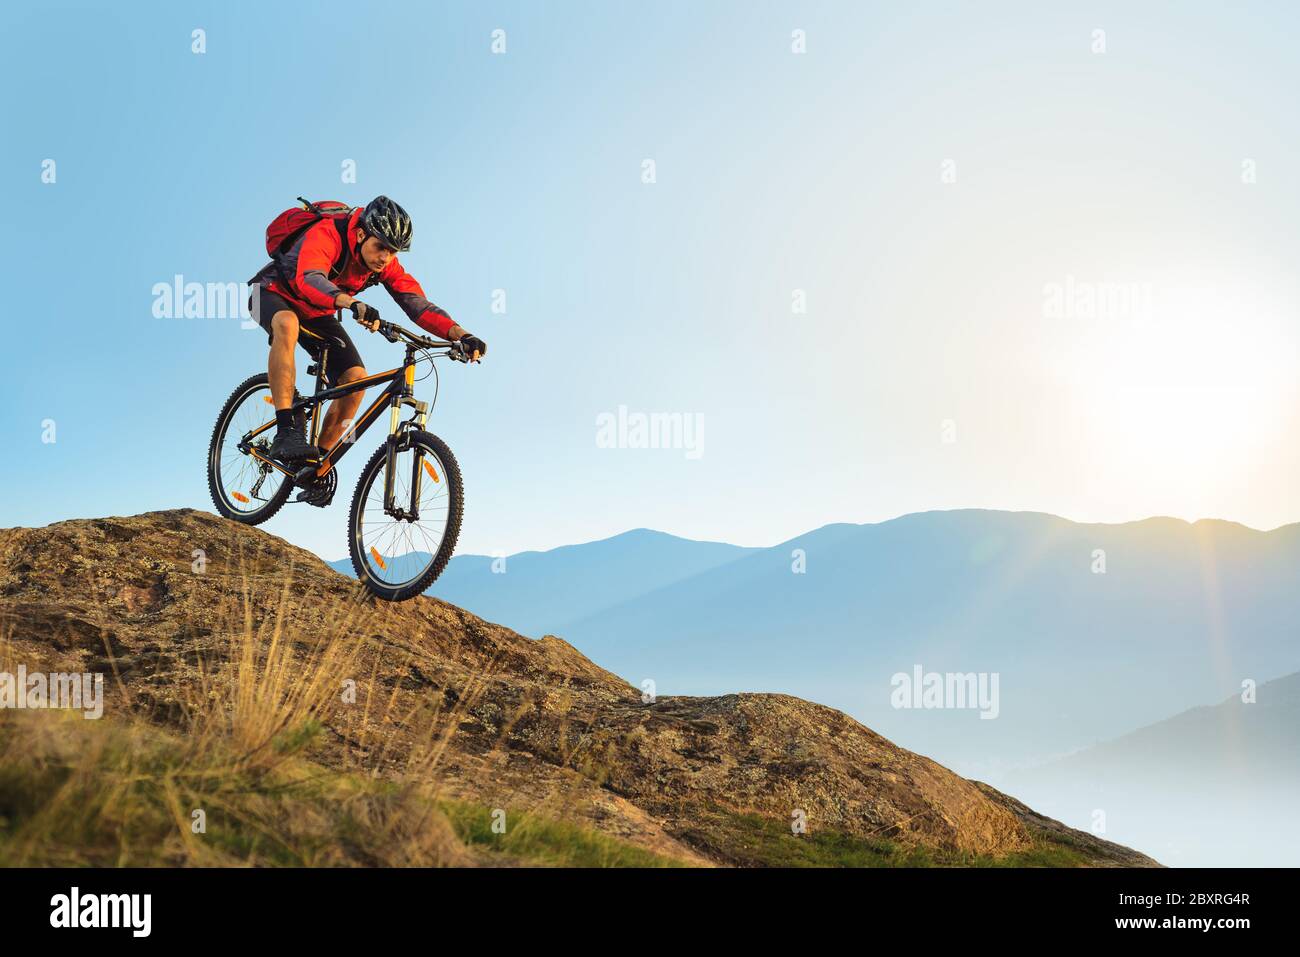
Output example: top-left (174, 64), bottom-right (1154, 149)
top-left (292, 464), bottom-right (320, 487)
top-left (294, 470), bottom-right (337, 507)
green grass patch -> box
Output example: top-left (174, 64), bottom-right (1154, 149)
top-left (675, 808), bottom-right (1097, 868)
top-left (439, 800), bottom-right (684, 868)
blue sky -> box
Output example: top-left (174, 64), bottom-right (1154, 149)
top-left (4, 1), bottom-right (1299, 560)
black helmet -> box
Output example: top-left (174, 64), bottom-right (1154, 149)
top-left (359, 195), bottom-right (413, 252)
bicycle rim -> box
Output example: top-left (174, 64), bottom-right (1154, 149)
top-left (354, 441), bottom-right (454, 589)
top-left (214, 383), bottom-right (290, 516)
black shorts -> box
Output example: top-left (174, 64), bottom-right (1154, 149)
top-left (249, 284), bottom-right (364, 387)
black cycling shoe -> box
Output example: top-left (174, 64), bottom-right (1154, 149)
top-left (270, 425), bottom-right (321, 465)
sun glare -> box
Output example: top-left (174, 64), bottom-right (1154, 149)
top-left (1066, 281), bottom-right (1296, 513)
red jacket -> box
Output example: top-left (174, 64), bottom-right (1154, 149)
top-left (253, 208), bottom-right (455, 338)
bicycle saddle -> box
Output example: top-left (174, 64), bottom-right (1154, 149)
top-left (297, 325), bottom-right (349, 351)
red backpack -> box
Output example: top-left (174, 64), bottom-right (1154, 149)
top-left (266, 197), bottom-right (352, 259)
top-left (260, 197), bottom-right (380, 293)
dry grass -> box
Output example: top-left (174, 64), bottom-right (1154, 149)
top-left (0, 564), bottom-right (680, 868)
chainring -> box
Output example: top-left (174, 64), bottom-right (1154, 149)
top-left (298, 467), bottom-right (337, 508)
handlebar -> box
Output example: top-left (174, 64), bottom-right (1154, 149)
top-left (337, 308), bottom-right (471, 362)
top-left (377, 321), bottom-right (477, 362)
top-left (376, 319), bottom-right (444, 349)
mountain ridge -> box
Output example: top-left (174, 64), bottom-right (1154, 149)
top-left (1003, 670), bottom-right (1300, 867)
top-left (335, 509), bottom-right (1300, 569)
top-left (445, 508), bottom-right (1300, 781)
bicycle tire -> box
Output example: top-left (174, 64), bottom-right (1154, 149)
top-left (208, 373), bottom-right (294, 525)
top-left (348, 430), bottom-right (463, 601)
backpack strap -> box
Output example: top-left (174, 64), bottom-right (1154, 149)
top-left (328, 215), bottom-right (353, 281)
top-left (336, 215), bottom-right (384, 291)
top-left (269, 204), bottom-right (346, 293)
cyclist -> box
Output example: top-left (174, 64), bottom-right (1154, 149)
top-left (248, 195), bottom-right (486, 465)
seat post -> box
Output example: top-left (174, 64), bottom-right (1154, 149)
top-left (308, 345), bottom-right (329, 446)
top-left (316, 346), bottom-right (329, 393)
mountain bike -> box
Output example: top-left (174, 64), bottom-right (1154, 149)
top-left (207, 314), bottom-right (473, 601)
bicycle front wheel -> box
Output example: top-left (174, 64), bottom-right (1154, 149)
top-left (347, 430), bottom-right (463, 601)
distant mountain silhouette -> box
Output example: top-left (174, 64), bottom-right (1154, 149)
top-left (331, 528), bottom-right (757, 640)
top-left (1017, 670), bottom-right (1300, 786)
top-left (343, 510), bottom-right (1300, 786)
top-left (1006, 671), bottom-right (1300, 866)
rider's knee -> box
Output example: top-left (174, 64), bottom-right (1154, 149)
top-left (270, 310), bottom-right (299, 345)
top-left (339, 365), bottom-right (367, 384)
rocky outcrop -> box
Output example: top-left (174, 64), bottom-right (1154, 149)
top-left (0, 509), bottom-right (1157, 866)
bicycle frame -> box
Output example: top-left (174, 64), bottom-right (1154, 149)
top-left (236, 328), bottom-right (435, 518)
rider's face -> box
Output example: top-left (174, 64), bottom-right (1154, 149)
top-left (357, 231), bottom-right (396, 272)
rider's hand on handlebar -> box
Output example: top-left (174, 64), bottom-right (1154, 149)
top-left (457, 334), bottom-right (487, 362)
top-left (349, 301), bottom-right (382, 333)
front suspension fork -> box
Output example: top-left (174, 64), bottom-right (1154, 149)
top-left (382, 397), bottom-right (429, 521)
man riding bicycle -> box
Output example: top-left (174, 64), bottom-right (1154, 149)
top-left (248, 195), bottom-right (486, 465)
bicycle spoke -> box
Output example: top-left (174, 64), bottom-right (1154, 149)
top-left (356, 444), bottom-right (452, 587)
top-left (216, 383), bottom-right (287, 514)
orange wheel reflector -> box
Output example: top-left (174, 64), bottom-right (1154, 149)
top-left (231, 492), bottom-right (249, 503)
top-left (423, 460), bottom-right (440, 483)
top-left (262, 395), bottom-right (274, 404)
top-left (370, 547), bottom-right (387, 570)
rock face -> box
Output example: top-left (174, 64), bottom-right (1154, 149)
top-left (0, 509), bottom-right (1157, 866)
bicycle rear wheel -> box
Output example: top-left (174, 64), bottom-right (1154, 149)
top-left (207, 373), bottom-right (294, 524)
top-left (348, 430), bottom-right (463, 601)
